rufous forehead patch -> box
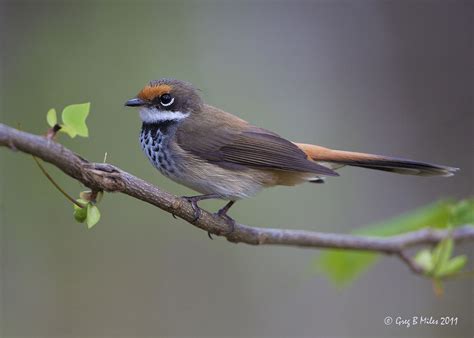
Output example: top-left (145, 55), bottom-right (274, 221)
top-left (137, 84), bottom-right (172, 101)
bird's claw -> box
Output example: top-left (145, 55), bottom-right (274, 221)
top-left (182, 196), bottom-right (203, 223)
top-left (179, 195), bottom-right (235, 238)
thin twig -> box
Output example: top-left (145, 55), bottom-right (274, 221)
top-left (32, 155), bottom-right (85, 208)
top-left (397, 250), bottom-right (423, 274)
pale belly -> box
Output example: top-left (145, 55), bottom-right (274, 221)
top-left (168, 159), bottom-right (272, 200)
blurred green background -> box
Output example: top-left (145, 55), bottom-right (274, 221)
top-left (1, 1), bottom-right (472, 337)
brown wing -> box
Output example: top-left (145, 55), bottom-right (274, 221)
top-left (175, 105), bottom-right (338, 176)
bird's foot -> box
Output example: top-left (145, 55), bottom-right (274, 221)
top-left (182, 196), bottom-right (204, 222)
top-left (179, 195), bottom-right (232, 238)
top-left (215, 206), bottom-right (236, 235)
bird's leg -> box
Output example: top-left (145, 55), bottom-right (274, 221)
top-left (215, 201), bottom-right (236, 234)
top-left (216, 200), bottom-right (235, 217)
top-left (181, 193), bottom-right (221, 222)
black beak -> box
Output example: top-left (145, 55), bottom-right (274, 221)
top-left (125, 97), bottom-right (145, 107)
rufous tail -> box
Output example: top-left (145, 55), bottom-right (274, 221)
top-left (295, 143), bottom-right (458, 177)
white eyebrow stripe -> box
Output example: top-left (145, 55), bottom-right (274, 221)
top-left (139, 107), bottom-right (190, 123)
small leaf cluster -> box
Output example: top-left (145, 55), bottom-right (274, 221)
top-left (414, 236), bottom-right (467, 278)
top-left (318, 199), bottom-right (474, 288)
top-left (43, 103), bottom-right (103, 229)
top-left (46, 103), bottom-right (90, 138)
top-left (73, 191), bottom-right (103, 229)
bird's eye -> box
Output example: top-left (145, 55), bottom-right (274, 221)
top-left (160, 93), bottom-right (174, 106)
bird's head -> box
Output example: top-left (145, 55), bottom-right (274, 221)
top-left (125, 78), bottom-right (203, 123)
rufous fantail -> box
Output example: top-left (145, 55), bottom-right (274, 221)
top-left (125, 78), bottom-right (457, 225)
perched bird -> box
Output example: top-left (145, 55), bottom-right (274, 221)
top-left (125, 78), bottom-right (457, 226)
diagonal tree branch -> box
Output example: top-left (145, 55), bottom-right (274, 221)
top-left (1, 123), bottom-right (473, 275)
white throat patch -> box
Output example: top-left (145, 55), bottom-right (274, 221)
top-left (139, 107), bottom-right (190, 123)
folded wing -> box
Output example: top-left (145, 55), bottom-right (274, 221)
top-left (176, 108), bottom-right (338, 176)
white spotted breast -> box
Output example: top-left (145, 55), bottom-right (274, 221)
top-left (139, 122), bottom-right (177, 177)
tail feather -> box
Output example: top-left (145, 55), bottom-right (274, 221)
top-left (295, 143), bottom-right (458, 177)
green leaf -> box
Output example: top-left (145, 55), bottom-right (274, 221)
top-left (436, 255), bottom-right (467, 277)
top-left (414, 238), bottom-right (466, 278)
top-left (73, 199), bottom-right (88, 223)
top-left (318, 200), bottom-right (468, 286)
top-left (355, 200), bottom-right (456, 237)
top-left (86, 203), bottom-right (100, 228)
top-left (432, 237), bottom-right (454, 277)
top-left (46, 108), bottom-right (57, 127)
top-left (414, 249), bottom-right (434, 273)
top-left (318, 250), bottom-right (378, 286)
top-left (59, 124), bottom-right (78, 138)
top-left (450, 199), bottom-right (474, 225)
top-left (73, 207), bottom-right (87, 223)
top-left (61, 102), bottom-right (90, 137)
top-left (95, 191), bottom-right (104, 203)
